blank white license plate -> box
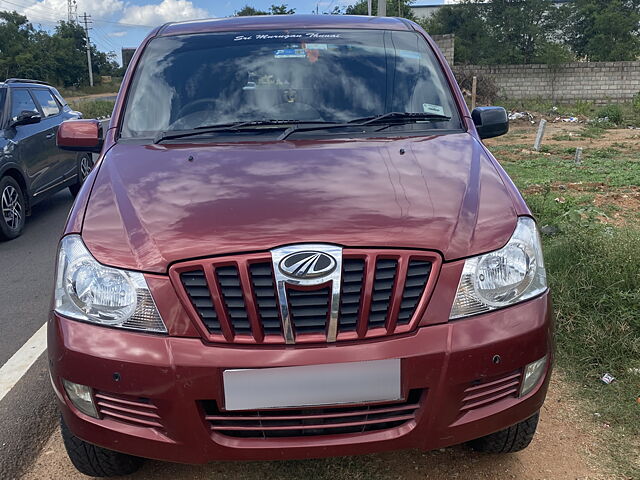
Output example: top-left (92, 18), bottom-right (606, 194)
top-left (223, 359), bottom-right (401, 411)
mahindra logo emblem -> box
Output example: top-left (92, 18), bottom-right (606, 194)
top-left (278, 251), bottom-right (337, 279)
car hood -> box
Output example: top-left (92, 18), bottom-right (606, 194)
top-left (82, 134), bottom-right (518, 273)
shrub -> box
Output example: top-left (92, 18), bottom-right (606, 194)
top-left (70, 100), bottom-right (115, 119)
top-left (596, 104), bottom-right (624, 125)
top-left (632, 91), bottom-right (640, 114)
top-left (453, 70), bottom-right (499, 105)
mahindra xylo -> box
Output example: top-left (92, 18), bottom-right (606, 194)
top-left (50, 15), bottom-right (552, 477)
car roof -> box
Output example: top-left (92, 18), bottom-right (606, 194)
top-left (158, 14), bottom-right (413, 37)
top-left (3, 79), bottom-right (53, 89)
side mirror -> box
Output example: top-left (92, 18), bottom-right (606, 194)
top-left (57, 119), bottom-right (103, 153)
top-left (11, 110), bottom-right (41, 127)
top-left (471, 107), bottom-right (509, 140)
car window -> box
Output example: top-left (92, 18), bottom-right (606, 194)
top-left (31, 89), bottom-right (61, 117)
top-left (121, 29), bottom-right (461, 138)
top-left (0, 89), bottom-right (6, 125)
top-left (10, 89), bottom-right (39, 120)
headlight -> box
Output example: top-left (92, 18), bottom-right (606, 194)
top-left (55, 235), bottom-right (167, 333)
top-left (450, 217), bottom-right (547, 319)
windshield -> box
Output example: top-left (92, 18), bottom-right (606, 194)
top-left (121, 29), bottom-right (461, 139)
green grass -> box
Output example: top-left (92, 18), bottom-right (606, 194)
top-left (70, 100), bottom-right (115, 119)
top-left (58, 79), bottom-right (121, 98)
top-left (493, 143), bottom-right (639, 189)
top-left (491, 137), bottom-right (640, 477)
top-left (524, 194), bottom-right (640, 478)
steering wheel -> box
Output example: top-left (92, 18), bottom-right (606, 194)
top-left (272, 102), bottom-right (322, 120)
top-left (176, 99), bottom-right (218, 119)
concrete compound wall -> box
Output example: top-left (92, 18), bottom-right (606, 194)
top-left (452, 61), bottom-right (640, 104)
top-left (431, 34), bottom-right (455, 66)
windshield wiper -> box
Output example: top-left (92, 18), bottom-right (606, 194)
top-left (153, 120), bottom-right (333, 144)
top-left (348, 111), bottom-right (451, 125)
top-left (277, 112), bottom-right (451, 141)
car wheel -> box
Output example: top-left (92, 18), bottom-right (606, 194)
top-left (61, 417), bottom-right (144, 477)
top-left (0, 176), bottom-right (26, 240)
top-left (467, 412), bottom-right (539, 453)
top-left (69, 153), bottom-right (94, 197)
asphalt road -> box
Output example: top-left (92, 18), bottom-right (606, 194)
top-left (0, 189), bottom-right (74, 479)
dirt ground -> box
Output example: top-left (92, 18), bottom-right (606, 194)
top-left (22, 376), bottom-right (611, 480)
top-left (487, 119), bottom-right (640, 151)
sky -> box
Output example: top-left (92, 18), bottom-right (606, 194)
top-left (0, 0), bottom-right (389, 63)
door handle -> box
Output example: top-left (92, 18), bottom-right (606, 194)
top-left (45, 132), bottom-right (55, 139)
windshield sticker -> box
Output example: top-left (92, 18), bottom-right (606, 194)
top-left (235, 33), bottom-right (341, 42)
top-left (274, 48), bottom-right (307, 59)
top-left (305, 43), bottom-right (328, 50)
top-left (423, 103), bottom-right (445, 115)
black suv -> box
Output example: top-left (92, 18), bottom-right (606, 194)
top-left (0, 79), bottom-right (92, 240)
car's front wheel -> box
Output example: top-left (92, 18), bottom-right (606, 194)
top-left (0, 176), bottom-right (26, 240)
top-left (69, 153), bottom-right (94, 197)
top-left (60, 417), bottom-right (144, 477)
top-left (467, 411), bottom-right (540, 453)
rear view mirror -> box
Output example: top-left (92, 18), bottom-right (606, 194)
top-left (472, 107), bottom-right (509, 140)
top-left (11, 110), bottom-right (41, 127)
top-left (57, 119), bottom-right (103, 153)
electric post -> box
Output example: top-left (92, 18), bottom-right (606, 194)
top-left (80, 12), bottom-right (94, 87)
top-left (377, 0), bottom-right (386, 16)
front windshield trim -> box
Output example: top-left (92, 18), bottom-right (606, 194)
top-left (119, 28), bottom-right (464, 142)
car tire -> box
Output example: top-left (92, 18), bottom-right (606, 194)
top-left (467, 412), bottom-right (539, 453)
top-left (69, 153), bottom-right (94, 197)
top-left (0, 176), bottom-right (26, 240)
top-left (60, 417), bottom-right (144, 477)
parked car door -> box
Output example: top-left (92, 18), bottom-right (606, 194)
top-left (30, 88), bottom-right (77, 184)
top-left (8, 88), bottom-right (58, 196)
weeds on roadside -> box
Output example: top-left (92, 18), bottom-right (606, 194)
top-left (523, 192), bottom-right (640, 479)
top-left (70, 100), bottom-right (115, 119)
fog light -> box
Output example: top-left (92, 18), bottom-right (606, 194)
top-left (520, 356), bottom-right (548, 397)
top-left (62, 379), bottom-right (98, 418)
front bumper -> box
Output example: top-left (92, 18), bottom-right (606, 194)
top-left (48, 291), bottom-right (553, 464)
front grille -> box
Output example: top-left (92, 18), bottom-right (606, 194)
top-left (95, 391), bottom-right (164, 431)
top-left (203, 389), bottom-right (423, 438)
top-left (174, 249), bottom-right (437, 344)
top-left (460, 370), bottom-right (523, 413)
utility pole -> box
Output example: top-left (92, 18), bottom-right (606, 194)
top-left (80, 12), bottom-right (94, 87)
top-left (377, 0), bottom-right (386, 16)
top-left (367, 0), bottom-right (372, 15)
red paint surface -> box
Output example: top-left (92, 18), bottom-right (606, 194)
top-left (49, 292), bottom-right (552, 463)
top-left (56, 119), bottom-right (100, 149)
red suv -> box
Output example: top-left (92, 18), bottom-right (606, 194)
top-left (50, 15), bottom-right (552, 477)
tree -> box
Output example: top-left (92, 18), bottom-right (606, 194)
top-left (420, 3), bottom-right (491, 65)
top-left (422, 0), bottom-right (573, 65)
top-left (235, 4), bottom-right (295, 16)
top-left (0, 11), bottom-right (119, 86)
top-left (564, 0), bottom-right (640, 61)
top-left (269, 4), bottom-right (295, 15)
top-left (345, 0), bottom-right (417, 21)
top-left (235, 6), bottom-right (268, 16)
